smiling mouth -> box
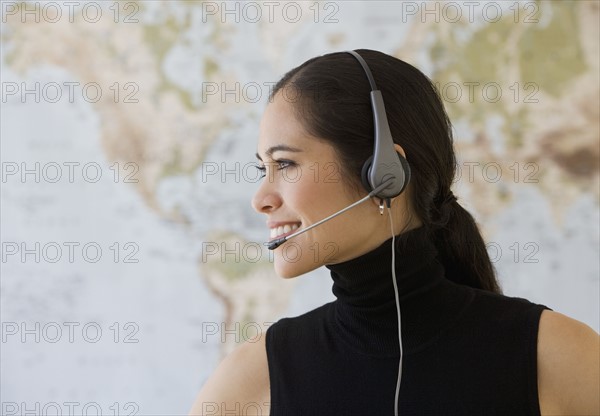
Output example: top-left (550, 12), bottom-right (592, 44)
top-left (269, 223), bottom-right (301, 240)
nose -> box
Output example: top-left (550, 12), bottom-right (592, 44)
top-left (251, 179), bottom-right (282, 214)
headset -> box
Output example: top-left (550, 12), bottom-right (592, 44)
top-left (345, 50), bottom-right (411, 201)
top-left (265, 49), bottom-right (410, 416)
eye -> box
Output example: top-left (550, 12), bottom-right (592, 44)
top-left (254, 164), bottom-right (266, 179)
top-left (275, 160), bottom-right (295, 170)
top-left (254, 160), bottom-right (296, 180)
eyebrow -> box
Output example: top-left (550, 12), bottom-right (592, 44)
top-left (255, 145), bottom-right (302, 161)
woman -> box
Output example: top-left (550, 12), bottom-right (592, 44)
top-left (190, 50), bottom-right (599, 415)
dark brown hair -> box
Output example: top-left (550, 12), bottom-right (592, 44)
top-left (270, 49), bottom-right (501, 294)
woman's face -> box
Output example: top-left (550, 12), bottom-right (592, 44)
top-left (252, 91), bottom-right (406, 278)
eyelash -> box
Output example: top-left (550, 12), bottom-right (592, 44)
top-left (255, 160), bottom-right (295, 178)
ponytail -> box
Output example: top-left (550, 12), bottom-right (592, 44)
top-left (430, 196), bottom-right (502, 294)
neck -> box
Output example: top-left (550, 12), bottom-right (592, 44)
top-left (326, 225), bottom-right (471, 357)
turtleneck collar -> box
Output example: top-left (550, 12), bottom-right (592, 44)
top-left (326, 225), bottom-right (472, 357)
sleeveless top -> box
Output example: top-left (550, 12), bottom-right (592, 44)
top-left (265, 225), bottom-right (552, 415)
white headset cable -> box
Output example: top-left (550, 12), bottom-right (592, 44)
top-left (387, 202), bottom-right (403, 416)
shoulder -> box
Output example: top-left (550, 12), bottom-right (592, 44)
top-left (537, 309), bottom-right (600, 415)
top-left (188, 335), bottom-right (270, 416)
top-left (459, 286), bottom-right (550, 330)
top-left (467, 286), bottom-right (541, 312)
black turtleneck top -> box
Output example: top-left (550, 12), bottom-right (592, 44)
top-left (265, 225), bottom-right (552, 415)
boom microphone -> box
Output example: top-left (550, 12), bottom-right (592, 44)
top-left (265, 178), bottom-right (394, 250)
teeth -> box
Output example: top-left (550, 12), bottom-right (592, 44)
top-left (270, 223), bottom-right (300, 239)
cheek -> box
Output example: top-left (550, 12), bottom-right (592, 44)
top-left (281, 170), bottom-right (329, 213)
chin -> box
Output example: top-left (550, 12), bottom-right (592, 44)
top-left (273, 253), bottom-right (322, 279)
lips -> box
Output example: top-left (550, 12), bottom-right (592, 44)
top-left (269, 222), bottom-right (301, 240)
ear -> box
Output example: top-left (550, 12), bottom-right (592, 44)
top-left (393, 143), bottom-right (406, 159)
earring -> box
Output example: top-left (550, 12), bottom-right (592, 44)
top-left (379, 198), bottom-right (385, 215)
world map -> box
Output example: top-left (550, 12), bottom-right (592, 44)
top-left (2, 1), bottom-right (598, 413)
